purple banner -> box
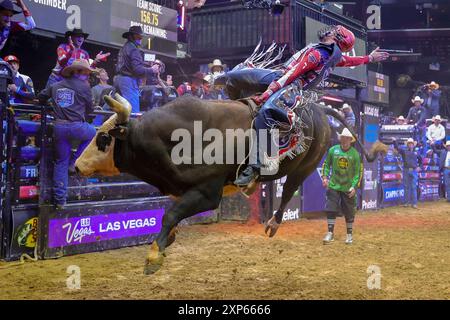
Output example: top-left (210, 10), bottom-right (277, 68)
top-left (48, 210), bottom-right (164, 248)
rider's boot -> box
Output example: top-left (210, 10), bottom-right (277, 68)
top-left (234, 164), bottom-right (261, 187)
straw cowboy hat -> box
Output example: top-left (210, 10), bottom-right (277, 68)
top-left (61, 59), bottom-right (95, 77)
top-left (411, 96), bottom-right (424, 104)
top-left (445, 141), bottom-right (450, 147)
top-left (428, 81), bottom-right (440, 90)
top-left (397, 115), bottom-right (406, 121)
top-left (122, 26), bottom-right (144, 39)
top-left (433, 115), bottom-right (442, 121)
top-left (0, 0), bottom-right (21, 15)
top-left (208, 59), bottom-right (226, 71)
top-left (338, 128), bottom-right (356, 143)
top-left (405, 138), bottom-right (417, 147)
top-left (65, 28), bottom-right (89, 39)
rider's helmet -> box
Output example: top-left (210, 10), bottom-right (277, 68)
top-left (332, 25), bottom-right (355, 52)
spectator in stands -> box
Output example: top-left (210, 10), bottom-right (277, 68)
top-left (419, 81), bottom-right (442, 119)
top-left (177, 72), bottom-right (208, 98)
top-left (91, 68), bottom-right (113, 106)
top-left (145, 59), bottom-right (165, 86)
top-left (406, 96), bottom-right (426, 127)
top-left (0, 0), bottom-right (35, 52)
top-left (393, 137), bottom-right (421, 209)
top-left (208, 59), bottom-right (226, 79)
top-left (4, 54), bottom-right (35, 103)
top-left (321, 128), bottom-right (362, 245)
top-left (426, 115), bottom-right (446, 153)
top-left (340, 103), bottom-right (356, 130)
top-left (115, 26), bottom-right (159, 113)
top-left (38, 59), bottom-right (96, 210)
top-left (440, 141), bottom-right (450, 202)
top-left (46, 28), bottom-right (110, 88)
top-left (396, 115), bottom-right (406, 125)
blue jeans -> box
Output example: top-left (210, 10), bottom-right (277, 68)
top-left (404, 169), bottom-right (418, 205)
top-left (114, 75), bottom-right (140, 113)
top-left (53, 122), bottom-right (96, 205)
top-left (444, 169), bottom-right (450, 201)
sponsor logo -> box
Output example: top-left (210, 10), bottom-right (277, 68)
top-left (362, 199), bottom-right (377, 210)
top-left (363, 169), bottom-right (377, 191)
top-left (364, 105), bottom-right (380, 117)
top-left (338, 157), bottom-right (349, 169)
top-left (48, 210), bottom-right (164, 248)
top-left (384, 187), bottom-right (405, 201)
top-left (16, 217), bottom-right (38, 248)
top-left (56, 88), bottom-right (75, 108)
top-left (273, 208), bottom-right (300, 222)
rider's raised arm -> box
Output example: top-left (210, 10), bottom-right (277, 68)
top-left (336, 55), bottom-right (370, 68)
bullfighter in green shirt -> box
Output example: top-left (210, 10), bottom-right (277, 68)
top-left (321, 128), bottom-right (362, 245)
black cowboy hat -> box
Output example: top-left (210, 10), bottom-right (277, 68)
top-left (122, 26), bottom-right (144, 39)
top-left (65, 28), bottom-right (90, 39)
top-left (0, 0), bottom-right (21, 15)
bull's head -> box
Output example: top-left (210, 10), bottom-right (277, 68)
top-left (75, 94), bottom-right (131, 177)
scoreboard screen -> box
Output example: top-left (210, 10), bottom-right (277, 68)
top-left (367, 71), bottom-right (390, 104)
top-left (19, 0), bottom-right (178, 57)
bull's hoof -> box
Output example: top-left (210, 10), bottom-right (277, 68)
top-left (264, 217), bottom-right (280, 238)
top-left (143, 242), bottom-right (165, 275)
top-left (143, 257), bottom-right (164, 275)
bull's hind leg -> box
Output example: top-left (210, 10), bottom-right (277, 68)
top-left (144, 178), bottom-right (226, 275)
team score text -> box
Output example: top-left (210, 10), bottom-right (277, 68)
top-left (222, 305), bottom-right (271, 316)
top-left (140, 10), bottom-right (159, 26)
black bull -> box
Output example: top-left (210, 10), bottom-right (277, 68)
top-left (75, 94), bottom-right (386, 274)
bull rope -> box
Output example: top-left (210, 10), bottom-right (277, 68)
top-left (235, 118), bottom-right (256, 198)
top-left (0, 246), bottom-right (38, 270)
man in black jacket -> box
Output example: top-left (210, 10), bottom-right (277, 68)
top-left (114, 26), bottom-right (159, 113)
top-left (440, 140), bottom-right (450, 201)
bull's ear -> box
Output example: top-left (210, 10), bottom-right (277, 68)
top-left (108, 126), bottom-right (129, 141)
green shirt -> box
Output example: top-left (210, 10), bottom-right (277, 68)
top-left (322, 145), bottom-right (362, 192)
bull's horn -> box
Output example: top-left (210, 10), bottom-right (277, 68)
top-left (104, 94), bottom-right (131, 124)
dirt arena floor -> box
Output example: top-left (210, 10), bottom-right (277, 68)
top-left (1, 201), bottom-right (449, 300)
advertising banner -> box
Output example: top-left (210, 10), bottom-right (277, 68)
top-left (48, 209), bottom-right (164, 248)
top-left (20, 0), bottom-right (178, 57)
top-left (381, 183), bottom-right (405, 205)
top-left (419, 182), bottom-right (441, 201)
top-left (272, 177), bottom-right (301, 222)
top-left (361, 104), bottom-right (380, 210)
top-left (8, 207), bottom-right (39, 260)
top-left (302, 156), bottom-right (327, 213)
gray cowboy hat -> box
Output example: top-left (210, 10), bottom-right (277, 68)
top-left (61, 59), bottom-right (96, 78)
top-left (0, 0), bottom-right (21, 15)
top-left (122, 26), bottom-right (144, 39)
top-left (65, 28), bottom-right (90, 39)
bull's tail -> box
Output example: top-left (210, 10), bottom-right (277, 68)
top-left (319, 104), bottom-right (388, 162)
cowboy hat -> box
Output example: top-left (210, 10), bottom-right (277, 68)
top-left (428, 81), bottom-right (440, 90)
top-left (208, 59), bottom-right (226, 71)
top-left (61, 59), bottom-right (95, 78)
top-left (411, 96), bottom-right (424, 104)
top-left (0, 0), bottom-right (21, 15)
top-left (405, 138), bottom-right (417, 147)
top-left (338, 128), bottom-right (356, 143)
top-left (433, 115), bottom-right (442, 121)
top-left (445, 141), bottom-right (450, 147)
top-left (341, 103), bottom-right (352, 110)
top-left (397, 115), bottom-right (406, 121)
top-left (122, 26), bottom-right (144, 39)
top-left (65, 28), bottom-right (89, 39)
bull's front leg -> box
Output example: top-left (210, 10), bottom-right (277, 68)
top-left (144, 178), bottom-right (226, 275)
top-left (265, 173), bottom-right (303, 238)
